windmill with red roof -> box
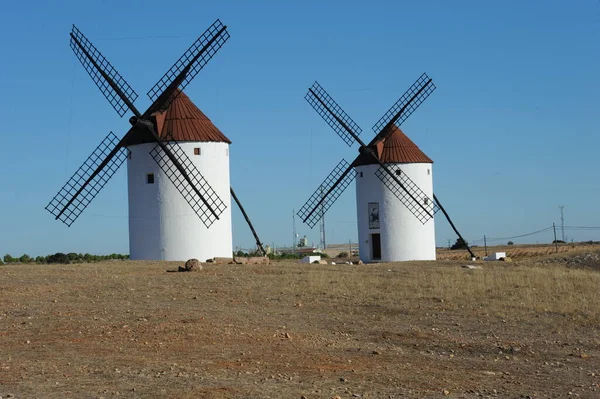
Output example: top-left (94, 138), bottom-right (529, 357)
top-left (298, 75), bottom-right (475, 262)
top-left (46, 20), bottom-right (266, 261)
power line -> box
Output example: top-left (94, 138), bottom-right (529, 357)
top-left (485, 226), bottom-right (554, 242)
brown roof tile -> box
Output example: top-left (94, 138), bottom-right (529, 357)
top-left (123, 90), bottom-right (231, 146)
top-left (352, 126), bottom-right (432, 166)
top-left (158, 91), bottom-right (231, 143)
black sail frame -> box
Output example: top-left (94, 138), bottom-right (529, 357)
top-left (47, 21), bottom-right (236, 227)
top-left (298, 74), bottom-right (476, 258)
top-left (300, 82), bottom-right (435, 225)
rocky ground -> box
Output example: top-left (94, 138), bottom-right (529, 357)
top-left (0, 255), bottom-right (599, 398)
top-left (537, 250), bottom-right (600, 271)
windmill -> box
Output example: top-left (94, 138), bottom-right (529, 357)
top-left (297, 74), bottom-right (474, 262)
top-left (45, 20), bottom-right (266, 260)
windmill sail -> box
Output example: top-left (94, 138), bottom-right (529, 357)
top-left (297, 159), bottom-right (356, 229)
top-left (305, 81), bottom-right (362, 147)
top-left (146, 19), bottom-right (230, 113)
top-left (70, 25), bottom-right (138, 117)
top-left (370, 73), bottom-right (436, 144)
top-left (149, 134), bottom-right (227, 228)
top-left (45, 132), bottom-right (128, 226)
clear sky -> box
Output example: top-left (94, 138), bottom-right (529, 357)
top-left (1, 0), bottom-right (598, 257)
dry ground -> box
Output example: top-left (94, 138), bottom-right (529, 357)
top-left (1, 252), bottom-right (600, 398)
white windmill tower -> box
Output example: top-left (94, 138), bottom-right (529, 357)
top-left (298, 74), bottom-right (475, 262)
top-left (125, 91), bottom-right (233, 261)
top-left (46, 21), bottom-right (267, 261)
top-left (353, 126), bottom-right (435, 262)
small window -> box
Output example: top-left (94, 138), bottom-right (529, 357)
top-left (427, 169), bottom-right (430, 175)
top-left (193, 148), bottom-right (201, 155)
top-left (146, 173), bottom-right (155, 184)
top-left (360, 172), bottom-right (363, 177)
top-left (395, 169), bottom-right (402, 176)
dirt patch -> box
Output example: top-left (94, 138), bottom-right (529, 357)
top-left (0, 260), bottom-right (599, 398)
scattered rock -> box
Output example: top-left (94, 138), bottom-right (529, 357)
top-left (499, 256), bottom-right (512, 262)
top-left (214, 257), bottom-right (234, 264)
top-left (234, 256), bottom-right (270, 265)
top-left (357, 260), bottom-right (364, 265)
top-left (178, 259), bottom-right (202, 272)
top-left (442, 388), bottom-right (450, 396)
top-left (317, 260), bottom-right (328, 265)
top-left (205, 258), bottom-right (215, 263)
top-left (462, 265), bottom-right (482, 270)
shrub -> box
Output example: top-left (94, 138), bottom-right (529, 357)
top-left (46, 253), bottom-right (70, 264)
top-left (19, 254), bottom-right (31, 263)
top-left (337, 251), bottom-right (349, 258)
top-left (450, 238), bottom-right (469, 250)
top-left (507, 241), bottom-right (514, 246)
top-left (3, 254), bottom-right (14, 263)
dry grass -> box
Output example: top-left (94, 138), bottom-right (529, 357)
top-left (437, 242), bottom-right (600, 261)
top-left (1, 256), bottom-right (599, 398)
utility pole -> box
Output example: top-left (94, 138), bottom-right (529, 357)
top-left (484, 235), bottom-right (488, 256)
top-left (553, 223), bottom-right (558, 253)
top-left (319, 187), bottom-right (326, 250)
top-left (292, 209), bottom-right (297, 256)
top-left (559, 205), bottom-right (565, 242)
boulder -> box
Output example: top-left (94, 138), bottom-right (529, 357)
top-left (233, 257), bottom-right (249, 264)
top-left (180, 258), bottom-right (202, 272)
top-left (214, 257), bottom-right (234, 264)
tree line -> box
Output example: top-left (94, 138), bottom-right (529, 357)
top-left (1, 252), bottom-right (129, 265)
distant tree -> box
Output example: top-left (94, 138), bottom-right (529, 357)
top-left (35, 256), bottom-right (46, 264)
top-left (3, 254), bottom-right (14, 263)
top-left (19, 254), bottom-right (31, 263)
top-left (450, 238), bottom-right (469, 250)
top-left (507, 241), bottom-right (514, 246)
top-left (552, 239), bottom-right (566, 244)
top-left (46, 253), bottom-right (70, 264)
top-left (67, 253), bottom-right (79, 262)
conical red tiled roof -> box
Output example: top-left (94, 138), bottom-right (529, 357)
top-left (352, 126), bottom-right (432, 166)
top-left (123, 91), bottom-right (231, 146)
top-left (154, 91), bottom-right (231, 143)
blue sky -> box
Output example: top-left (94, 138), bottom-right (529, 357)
top-left (0, 0), bottom-right (598, 257)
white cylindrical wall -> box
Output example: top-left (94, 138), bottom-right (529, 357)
top-left (355, 163), bottom-right (436, 262)
top-left (126, 142), bottom-right (233, 261)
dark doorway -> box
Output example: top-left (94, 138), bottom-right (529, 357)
top-left (371, 233), bottom-right (381, 260)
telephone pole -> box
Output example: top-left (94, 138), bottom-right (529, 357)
top-left (319, 187), bottom-right (326, 250)
top-left (559, 205), bottom-right (565, 242)
top-left (292, 209), bottom-right (297, 256)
